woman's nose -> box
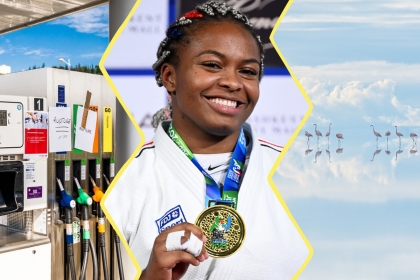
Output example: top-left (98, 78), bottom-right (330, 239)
top-left (218, 69), bottom-right (242, 92)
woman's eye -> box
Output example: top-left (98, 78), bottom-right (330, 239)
top-left (240, 68), bottom-right (258, 76)
top-left (202, 62), bottom-right (221, 69)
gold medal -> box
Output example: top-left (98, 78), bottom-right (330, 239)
top-left (195, 205), bottom-right (245, 258)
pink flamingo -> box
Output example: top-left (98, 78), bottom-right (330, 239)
top-left (326, 123), bottom-right (332, 139)
top-left (336, 133), bottom-right (344, 147)
top-left (410, 132), bottom-right (418, 145)
top-left (305, 131), bottom-right (313, 145)
top-left (336, 148), bottom-right (344, 154)
top-left (326, 149), bottom-right (331, 163)
top-left (370, 125), bottom-right (382, 142)
top-left (313, 124), bottom-right (322, 142)
top-left (385, 131), bottom-right (391, 146)
top-left (395, 126), bottom-right (403, 146)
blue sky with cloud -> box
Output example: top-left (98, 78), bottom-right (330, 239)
top-left (0, 5), bottom-right (108, 72)
top-left (274, 0), bottom-right (420, 278)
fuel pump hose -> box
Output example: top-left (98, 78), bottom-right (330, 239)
top-left (90, 175), bottom-right (109, 280)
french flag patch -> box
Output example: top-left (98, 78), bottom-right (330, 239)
top-left (155, 205), bottom-right (187, 233)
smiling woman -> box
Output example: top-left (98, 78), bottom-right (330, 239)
top-left (161, 21), bottom-right (260, 154)
top-left (104, 2), bottom-right (310, 279)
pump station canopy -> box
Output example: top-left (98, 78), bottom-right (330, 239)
top-left (0, 0), bottom-right (108, 35)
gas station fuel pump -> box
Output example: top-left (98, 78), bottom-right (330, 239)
top-left (0, 94), bottom-right (50, 279)
top-left (0, 68), bottom-right (123, 279)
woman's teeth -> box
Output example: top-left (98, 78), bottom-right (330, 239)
top-left (209, 98), bottom-right (237, 108)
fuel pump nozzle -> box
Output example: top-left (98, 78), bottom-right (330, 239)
top-left (57, 178), bottom-right (76, 280)
top-left (89, 175), bottom-right (104, 203)
top-left (75, 176), bottom-right (98, 280)
top-left (103, 174), bottom-right (124, 280)
top-left (57, 178), bottom-right (76, 209)
top-left (89, 175), bottom-right (109, 280)
top-left (74, 177), bottom-right (92, 206)
top-left (102, 174), bottom-right (111, 188)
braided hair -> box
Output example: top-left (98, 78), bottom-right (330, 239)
top-left (151, 1), bottom-right (265, 129)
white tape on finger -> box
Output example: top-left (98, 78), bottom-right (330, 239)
top-left (166, 230), bottom-right (185, 251)
top-left (165, 231), bottom-right (203, 257)
top-left (185, 233), bottom-right (203, 257)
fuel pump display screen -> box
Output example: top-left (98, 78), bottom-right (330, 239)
top-left (0, 97), bottom-right (25, 150)
top-left (0, 110), bottom-right (7, 126)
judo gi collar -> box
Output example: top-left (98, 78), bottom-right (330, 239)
top-left (167, 122), bottom-right (246, 210)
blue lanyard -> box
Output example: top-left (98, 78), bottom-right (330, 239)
top-left (168, 123), bottom-right (247, 209)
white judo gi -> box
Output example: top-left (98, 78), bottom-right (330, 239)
top-left (105, 121), bottom-right (310, 279)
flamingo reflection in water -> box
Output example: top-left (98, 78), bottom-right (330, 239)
top-left (395, 149), bottom-right (403, 161)
top-left (371, 149), bottom-right (381, 161)
top-left (410, 138), bottom-right (417, 154)
top-left (326, 149), bottom-right (331, 163)
top-left (336, 148), bottom-right (344, 154)
top-left (304, 131), bottom-right (313, 155)
top-left (410, 132), bottom-right (418, 145)
top-left (385, 143), bottom-right (391, 155)
top-left (314, 149), bottom-right (322, 163)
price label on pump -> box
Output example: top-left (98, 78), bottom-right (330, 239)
top-left (65, 160), bottom-right (70, 181)
top-left (81, 159), bottom-right (86, 180)
top-left (73, 220), bottom-right (80, 244)
top-left (103, 106), bottom-right (113, 152)
top-left (81, 165), bottom-right (86, 181)
top-left (110, 157), bottom-right (115, 178)
top-left (96, 158), bottom-right (100, 179)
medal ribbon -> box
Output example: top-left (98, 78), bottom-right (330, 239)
top-left (168, 122), bottom-right (246, 209)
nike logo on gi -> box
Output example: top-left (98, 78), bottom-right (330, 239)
top-left (208, 164), bottom-right (223, 171)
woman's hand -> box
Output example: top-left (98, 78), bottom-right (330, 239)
top-left (140, 222), bottom-right (209, 280)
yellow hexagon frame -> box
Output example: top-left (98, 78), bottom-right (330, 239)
top-left (99, 0), bottom-right (314, 279)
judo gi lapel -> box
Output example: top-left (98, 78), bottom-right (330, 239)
top-left (154, 121), bottom-right (206, 204)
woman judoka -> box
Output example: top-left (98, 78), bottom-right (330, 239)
top-left (104, 2), bottom-right (310, 279)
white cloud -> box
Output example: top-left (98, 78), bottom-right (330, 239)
top-left (50, 5), bottom-right (108, 37)
top-left (23, 49), bottom-right (52, 57)
top-left (299, 76), bottom-right (420, 127)
top-left (277, 27), bottom-right (337, 32)
top-left (282, 13), bottom-right (420, 25)
top-left (0, 49), bottom-right (5, 55)
top-left (302, 236), bottom-right (420, 280)
top-left (289, 60), bottom-right (420, 128)
top-left (80, 52), bottom-right (103, 58)
top-left (24, 50), bottom-right (41, 56)
top-left (301, 78), bottom-right (396, 108)
top-left (382, 1), bottom-right (420, 11)
top-left (279, 0), bottom-right (420, 34)
top-left (296, 0), bottom-right (363, 2)
top-left (291, 61), bottom-right (420, 85)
